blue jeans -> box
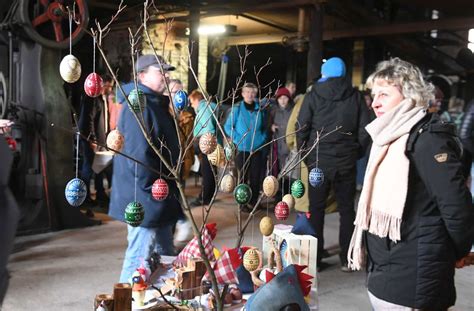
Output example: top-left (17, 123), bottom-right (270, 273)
top-left (119, 224), bottom-right (175, 283)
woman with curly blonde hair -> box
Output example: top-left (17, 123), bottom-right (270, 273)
top-left (347, 58), bottom-right (474, 310)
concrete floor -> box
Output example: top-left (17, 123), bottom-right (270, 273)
top-left (2, 186), bottom-right (474, 311)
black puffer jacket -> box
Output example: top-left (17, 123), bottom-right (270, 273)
top-left (296, 77), bottom-right (371, 174)
top-left (460, 99), bottom-right (474, 154)
top-left (366, 114), bottom-right (474, 310)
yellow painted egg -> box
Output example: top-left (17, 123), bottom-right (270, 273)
top-left (282, 194), bottom-right (295, 210)
top-left (243, 249), bottom-right (260, 272)
top-left (106, 129), bottom-right (124, 153)
top-left (259, 216), bottom-right (274, 236)
top-left (199, 133), bottom-right (217, 155)
top-left (220, 174), bottom-right (235, 193)
top-left (59, 54), bottom-right (82, 83)
top-left (207, 144), bottom-right (225, 167)
top-left (262, 175), bottom-right (279, 197)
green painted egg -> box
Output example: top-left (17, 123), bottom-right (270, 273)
top-left (291, 179), bottom-right (305, 199)
top-left (124, 201), bottom-right (145, 227)
top-left (233, 183), bottom-right (252, 205)
top-left (127, 89), bottom-right (146, 112)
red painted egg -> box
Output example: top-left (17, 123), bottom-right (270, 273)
top-left (84, 73), bottom-right (103, 97)
top-left (275, 201), bottom-right (289, 220)
top-left (152, 178), bottom-right (169, 201)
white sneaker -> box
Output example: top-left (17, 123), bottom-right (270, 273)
top-left (174, 219), bottom-right (194, 250)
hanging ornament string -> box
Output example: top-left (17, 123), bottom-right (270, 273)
top-left (134, 162), bottom-right (138, 202)
top-left (75, 131), bottom-right (79, 178)
top-left (92, 35), bottom-right (96, 73)
top-left (307, 137), bottom-right (321, 168)
top-left (68, 10), bottom-right (73, 55)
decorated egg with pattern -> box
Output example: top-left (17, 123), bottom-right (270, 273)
top-left (124, 201), bottom-right (145, 227)
top-left (199, 132), bottom-right (217, 155)
top-left (64, 178), bottom-right (87, 207)
top-left (282, 194), bottom-right (295, 210)
top-left (173, 90), bottom-right (188, 110)
top-left (127, 89), bottom-right (146, 112)
top-left (290, 179), bottom-right (305, 199)
top-left (309, 167), bottom-right (324, 187)
top-left (224, 142), bottom-right (236, 161)
top-left (60, 54), bottom-right (82, 83)
top-left (84, 73), bottom-right (103, 97)
top-left (243, 249), bottom-right (260, 272)
top-left (152, 178), bottom-right (169, 201)
top-left (259, 216), bottom-right (274, 236)
top-left (262, 175), bottom-right (279, 197)
top-left (275, 201), bottom-right (290, 220)
top-left (233, 183), bottom-right (252, 205)
top-left (106, 129), bottom-right (124, 153)
top-left (207, 144), bottom-right (225, 167)
top-left (220, 174), bottom-right (235, 193)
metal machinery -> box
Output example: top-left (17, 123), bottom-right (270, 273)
top-left (0, 0), bottom-right (98, 234)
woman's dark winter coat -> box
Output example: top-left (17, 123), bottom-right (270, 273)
top-left (366, 114), bottom-right (474, 310)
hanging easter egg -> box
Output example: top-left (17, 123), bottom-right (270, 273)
top-left (233, 183), bottom-right (252, 205)
top-left (106, 129), bottom-right (124, 153)
top-left (207, 144), bottom-right (225, 167)
top-left (128, 88), bottom-right (146, 112)
top-left (282, 194), bottom-right (295, 210)
top-left (309, 167), bottom-right (324, 187)
top-left (64, 177), bottom-right (87, 207)
top-left (199, 132), bottom-right (217, 155)
top-left (152, 178), bottom-right (169, 201)
top-left (259, 216), bottom-right (274, 236)
top-left (220, 174), bottom-right (235, 193)
top-left (243, 249), bottom-right (260, 272)
top-left (262, 175), bottom-right (279, 197)
top-left (173, 90), bottom-right (188, 111)
top-left (275, 201), bottom-right (290, 220)
top-left (291, 179), bottom-right (305, 199)
top-left (224, 142), bottom-right (236, 161)
top-left (60, 54), bottom-right (82, 83)
top-left (84, 72), bottom-right (103, 97)
top-left (124, 201), bottom-right (145, 227)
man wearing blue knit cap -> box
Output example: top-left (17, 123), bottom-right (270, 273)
top-left (296, 57), bottom-right (371, 272)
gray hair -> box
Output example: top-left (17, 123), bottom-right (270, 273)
top-left (366, 58), bottom-right (434, 107)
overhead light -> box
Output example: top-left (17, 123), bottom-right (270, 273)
top-left (469, 29), bottom-right (474, 52)
top-left (198, 25), bottom-right (226, 35)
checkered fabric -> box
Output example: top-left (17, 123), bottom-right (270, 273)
top-left (204, 250), bottom-right (239, 284)
top-left (177, 227), bottom-right (215, 263)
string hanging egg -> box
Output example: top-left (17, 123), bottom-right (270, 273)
top-left (291, 179), bottom-right (305, 198)
top-left (262, 175), bottom-right (279, 197)
top-left (128, 89), bottom-right (146, 112)
top-left (106, 129), bottom-right (124, 153)
top-left (199, 133), bottom-right (217, 155)
top-left (243, 249), bottom-right (260, 272)
top-left (173, 90), bottom-right (188, 111)
top-left (124, 201), bottom-right (145, 227)
top-left (65, 178), bottom-right (87, 207)
top-left (60, 54), bottom-right (82, 83)
top-left (220, 174), bottom-right (235, 193)
top-left (259, 216), bottom-right (274, 236)
top-left (84, 73), bottom-right (103, 97)
top-left (152, 178), bottom-right (169, 201)
top-left (282, 194), bottom-right (295, 210)
top-left (233, 183), bottom-right (252, 205)
top-left (275, 201), bottom-right (290, 220)
top-left (309, 167), bottom-right (324, 187)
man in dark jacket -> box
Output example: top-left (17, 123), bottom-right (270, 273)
top-left (296, 57), bottom-right (371, 271)
top-left (108, 54), bottom-right (182, 282)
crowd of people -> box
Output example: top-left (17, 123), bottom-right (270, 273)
top-left (72, 53), bottom-right (473, 310)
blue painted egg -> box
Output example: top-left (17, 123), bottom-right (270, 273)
top-left (65, 178), bottom-right (87, 207)
top-left (127, 89), bottom-right (146, 112)
top-left (173, 90), bottom-right (188, 110)
top-left (309, 167), bottom-right (324, 187)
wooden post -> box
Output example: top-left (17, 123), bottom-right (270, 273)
top-left (306, 3), bottom-right (323, 85)
top-left (94, 294), bottom-right (114, 311)
top-left (113, 283), bottom-right (132, 311)
top-left (188, 258), bottom-right (206, 296)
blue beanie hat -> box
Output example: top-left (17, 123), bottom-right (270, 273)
top-left (319, 57), bottom-right (346, 82)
